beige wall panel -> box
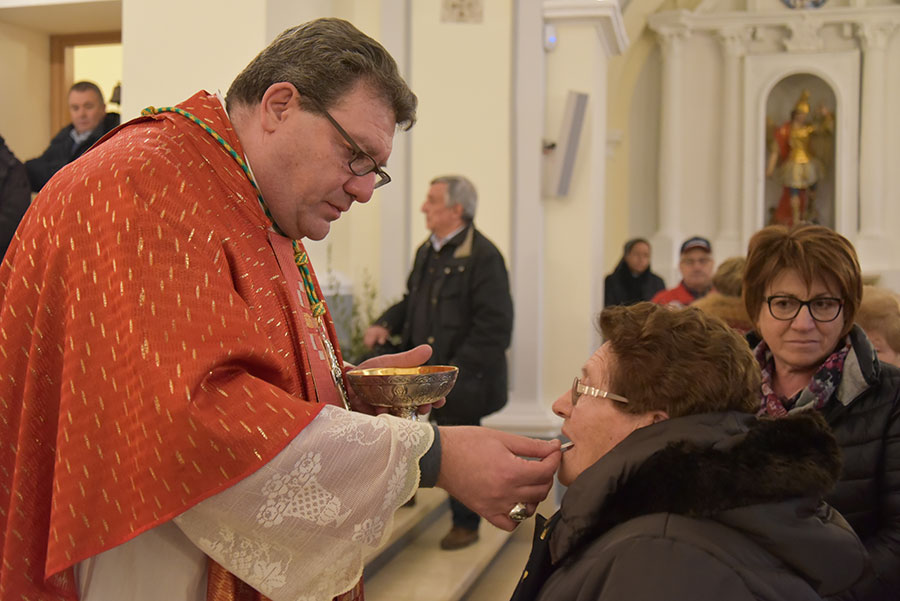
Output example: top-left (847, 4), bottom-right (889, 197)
top-left (541, 23), bottom-right (600, 402)
top-left (409, 0), bottom-right (513, 262)
top-left (0, 20), bottom-right (50, 161)
top-left (120, 0), bottom-right (266, 121)
top-left (73, 43), bottom-right (122, 106)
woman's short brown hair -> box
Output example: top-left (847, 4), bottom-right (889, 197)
top-left (743, 225), bottom-right (862, 338)
top-left (857, 285), bottom-right (900, 354)
top-left (598, 303), bottom-right (759, 418)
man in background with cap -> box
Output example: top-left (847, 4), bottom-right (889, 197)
top-left (651, 236), bottom-right (715, 307)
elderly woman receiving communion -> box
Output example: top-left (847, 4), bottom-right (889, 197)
top-left (743, 224), bottom-right (900, 600)
top-left (510, 303), bottom-right (866, 601)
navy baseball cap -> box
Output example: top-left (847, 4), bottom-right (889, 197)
top-left (680, 236), bottom-right (712, 254)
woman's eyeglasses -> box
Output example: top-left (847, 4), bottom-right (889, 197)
top-left (765, 295), bottom-right (843, 322)
top-left (571, 377), bottom-right (629, 406)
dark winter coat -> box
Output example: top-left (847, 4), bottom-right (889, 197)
top-left (511, 412), bottom-right (868, 601)
top-left (812, 326), bottom-right (900, 600)
top-left (25, 112), bottom-right (120, 192)
top-left (0, 136), bottom-right (31, 260)
top-left (747, 324), bottom-right (900, 600)
top-left (603, 258), bottom-right (665, 307)
top-left (374, 225), bottom-right (513, 422)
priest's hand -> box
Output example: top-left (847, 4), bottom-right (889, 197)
top-left (345, 344), bottom-right (445, 415)
top-left (436, 427), bottom-right (562, 530)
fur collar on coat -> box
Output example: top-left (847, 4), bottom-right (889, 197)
top-left (550, 411), bottom-right (866, 597)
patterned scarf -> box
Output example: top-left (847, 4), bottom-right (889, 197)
top-left (755, 337), bottom-right (851, 417)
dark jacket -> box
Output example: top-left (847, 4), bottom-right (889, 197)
top-left (817, 326), bottom-right (900, 600)
top-left (0, 136), bottom-right (31, 260)
top-left (603, 258), bottom-right (665, 307)
top-left (374, 225), bottom-right (513, 422)
top-left (511, 412), bottom-right (868, 601)
top-left (25, 112), bottom-right (120, 192)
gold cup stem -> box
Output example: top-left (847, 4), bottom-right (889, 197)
top-left (393, 407), bottom-right (419, 421)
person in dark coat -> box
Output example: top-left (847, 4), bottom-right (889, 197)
top-left (0, 135), bottom-right (31, 260)
top-left (511, 303), bottom-right (868, 601)
top-left (364, 174), bottom-right (513, 550)
top-left (744, 224), bottom-right (900, 600)
top-left (603, 237), bottom-right (665, 306)
top-left (25, 81), bottom-right (120, 192)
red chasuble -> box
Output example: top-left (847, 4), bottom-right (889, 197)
top-left (0, 92), bottom-right (351, 600)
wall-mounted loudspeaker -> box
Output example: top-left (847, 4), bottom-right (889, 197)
top-left (544, 90), bottom-right (588, 197)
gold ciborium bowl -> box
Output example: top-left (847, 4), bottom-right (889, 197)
top-left (346, 365), bottom-right (459, 420)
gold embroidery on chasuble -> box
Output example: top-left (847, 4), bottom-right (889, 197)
top-left (0, 91), bottom-right (335, 600)
top-left (267, 232), bottom-right (345, 409)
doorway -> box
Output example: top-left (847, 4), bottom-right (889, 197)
top-left (50, 32), bottom-right (122, 133)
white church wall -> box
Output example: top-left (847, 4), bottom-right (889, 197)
top-left (626, 46), bottom-right (661, 248)
top-left (542, 22), bottom-right (601, 401)
top-left (679, 32), bottom-right (722, 250)
top-left (408, 0), bottom-right (513, 265)
top-left (120, 0), bottom-right (266, 121)
top-left (876, 30), bottom-right (900, 290)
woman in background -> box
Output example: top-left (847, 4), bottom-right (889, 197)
top-left (603, 238), bottom-right (665, 307)
top-left (743, 224), bottom-right (900, 600)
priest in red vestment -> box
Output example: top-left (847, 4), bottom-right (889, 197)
top-left (0, 18), bottom-right (561, 601)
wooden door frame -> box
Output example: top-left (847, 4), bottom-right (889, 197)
top-left (49, 31), bottom-right (121, 133)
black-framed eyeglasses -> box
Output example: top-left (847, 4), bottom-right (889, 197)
top-left (317, 108), bottom-right (391, 190)
top-left (571, 377), bottom-right (629, 406)
top-left (765, 295), bottom-right (844, 322)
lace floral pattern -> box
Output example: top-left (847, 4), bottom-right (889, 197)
top-left (200, 526), bottom-right (289, 595)
top-left (257, 452), bottom-right (352, 528)
top-left (174, 405), bottom-right (433, 601)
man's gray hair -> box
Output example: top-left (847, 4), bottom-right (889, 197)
top-left (431, 175), bottom-right (477, 223)
top-left (226, 17), bottom-right (417, 130)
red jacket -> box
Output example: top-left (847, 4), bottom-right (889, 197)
top-left (651, 281), bottom-right (702, 307)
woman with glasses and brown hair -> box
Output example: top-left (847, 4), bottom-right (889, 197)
top-left (511, 302), bottom-right (866, 601)
top-left (743, 224), bottom-right (900, 600)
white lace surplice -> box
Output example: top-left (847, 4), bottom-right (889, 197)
top-left (79, 405), bottom-right (434, 601)
top-left (76, 406), bottom-right (432, 601)
top-left (173, 405), bottom-right (432, 601)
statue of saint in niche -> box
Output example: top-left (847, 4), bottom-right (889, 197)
top-left (765, 90), bottom-right (834, 226)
